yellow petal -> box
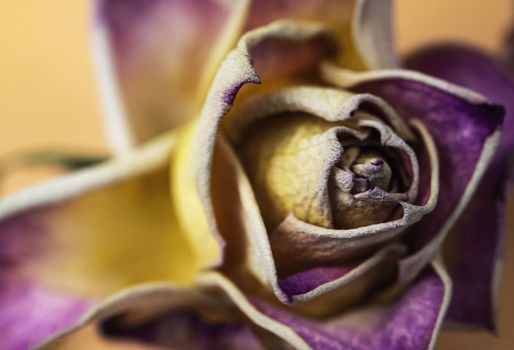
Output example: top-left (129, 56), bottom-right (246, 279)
top-left (170, 121), bottom-right (223, 270)
top-left (1, 134), bottom-right (201, 298)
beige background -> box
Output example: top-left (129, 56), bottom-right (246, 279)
top-left (0, 0), bottom-right (513, 349)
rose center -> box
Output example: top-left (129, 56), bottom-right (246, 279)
top-left (236, 113), bottom-right (413, 231)
top-left (337, 148), bottom-right (393, 194)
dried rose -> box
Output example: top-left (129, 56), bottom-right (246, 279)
top-left (0, 1), bottom-right (511, 350)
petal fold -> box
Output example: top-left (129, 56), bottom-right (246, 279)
top-left (0, 134), bottom-right (201, 349)
top-left (321, 64), bottom-right (504, 291)
top-left (406, 45), bottom-right (514, 329)
top-left (243, 0), bottom-right (397, 70)
top-left (42, 262), bottom-right (450, 350)
top-left (93, 0), bottom-right (249, 152)
top-left (171, 20), bottom-right (335, 272)
top-left (41, 273), bottom-right (310, 350)
top-left (253, 259), bottom-right (451, 350)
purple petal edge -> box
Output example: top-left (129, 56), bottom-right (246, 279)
top-left (253, 263), bottom-right (448, 350)
top-left (406, 45), bottom-right (514, 330)
top-left (278, 265), bottom-right (356, 297)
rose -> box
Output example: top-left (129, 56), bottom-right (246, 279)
top-left (0, 1), bottom-right (511, 349)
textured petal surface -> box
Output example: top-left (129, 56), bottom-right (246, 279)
top-left (244, 0), bottom-right (396, 69)
top-left (93, 0), bottom-right (396, 154)
top-left (93, 0), bottom-right (247, 152)
top-left (0, 134), bottom-right (202, 349)
top-left (253, 260), bottom-right (451, 350)
top-left (209, 119), bottom-right (438, 315)
top-left (45, 263), bottom-right (449, 350)
top-left (322, 65), bottom-right (504, 287)
top-left (176, 20), bottom-right (442, 306)
top-left (171, 20), bottom-right (335, 275)
top-left (42, 273), bottom-right (310, 350)
top-left (406, 45), bottom-right (514, 329)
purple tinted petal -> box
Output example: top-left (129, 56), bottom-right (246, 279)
top-left (253, 263), bottom-right (449, 350)
top-left (95, 0), bottom-right (232, 149)
top-left (406, 45), bottom-right (514, 329)
top-left (349, 73), bottom-right (504, 249)
top-left (0, 214), bottom-right (94, 350)
top-left (0, 276), bottom-right (92, 350)
top-left (278, 265), bottom-right (357, 297)
top-left (0, 139), bottom-right (192, 348)
top-left (442, 172), bottom-right (506, 330)
top-left (406, 45), bottom-right (514, 161)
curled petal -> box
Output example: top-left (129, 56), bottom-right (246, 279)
top-left (226, 86), bottom-right (413, 141)
top-left (171, 20), bottom-right (335, 271)
top-left (43, 261), bottom-right (450, 350)
top-left (406, 45), bottom-right (514, 330)
top-left (41, 273), bottom-right (310, 350)
top-left (243, 0), bottom-right (396, 69)
top-left (93, 0), bottom-right (249, 152)
top-left (320, 64), bottom-right (504, 290)
top-left (351, 0), bottom-right (397, 69)
top-left (208, 119), bottom-right (439, 307)
top-left (94, 0), bottom-right (397, 155)
top-left (277, 244), bottom-right (407, 306)
top-left (406, 45), bottom-right (514, 160)
top-left (0, 134), bottom-right (204, 349)
top-left (254, 259), bottom-right (451, 350)
top-left (178, 19), bottom-right (441, 299)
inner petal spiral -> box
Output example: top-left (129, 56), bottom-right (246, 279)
top-left (236, 112), bottom-right (418, 231)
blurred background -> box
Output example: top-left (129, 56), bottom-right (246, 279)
top-left (0, 0), bottom-right (513, 349)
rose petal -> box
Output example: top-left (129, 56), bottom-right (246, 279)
top-left (351, 0), bottom-right (397, 69)
top-left (45, 263), bottom-right (450, 350)
top-left (253, 259), bottom-right (452, 350)
top-left (239, 119), bottom-right (345, 229)
top-left (93, 0), bottom-right (249, 153)
top-left (0, 134), bottom-right (204, 349)
top-left (0, 277), bottom-right (93, 350)
top-left (51, 263), bottom-right (450, 350)
top-left (226, 86), bottom-right (414, 143)
top-left (179, 21), bottom-right (439, 299)
top-left (215, 126), bottom-right (438, 311)
top-left (93, 0), bottom-right (396, 154)
top-left (244, 0), bottom-right (396, 69)
top-left (276, 244), bottom-right (407, 306)
top-left (170, 20), bottom-right (335, 274)
top-left (41, 273), bottom-right (310, 350)
top-left (406, 45), bottom-right (514, 330)
top-left (406, 45), bottom-right (514, 161)
top-left (321, 64), bottom-right (504, 289)
top-left (212, 86), bottom-right (439, 305)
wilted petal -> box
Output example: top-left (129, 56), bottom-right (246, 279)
top-left (170, 20), bottom-right (335, 273)
top-left (406, 45), bottom-right (514, 330)
top-left (199, 99), bottom-right (439, 313)
top-left (42, 273), bottom-right (310, 350)
top-left (406, 46), bottom-right (514, 160)
top-left (0, 134), bottom-right (204, 349)
top-left (176, 19), bottom-right (440, 300)
top-left (94, 0), bottom-right (397, 155)
top-left (244, 0), bottom-right (396, 69)
top-left (42, 262), bottom-right (451, 350)
top-left (321, 64), bottom-right (504, 289)
top-left (93, 0), bottom-right (249, 153)
top-left (253, 259), bottom-right (451, 350)
top-left (0, 278), bottom-right (93, 350)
